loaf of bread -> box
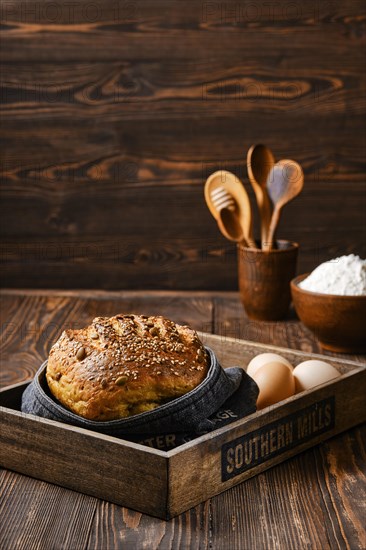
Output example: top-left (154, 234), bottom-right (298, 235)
top-left (46, 314), bottom-right (209, 421)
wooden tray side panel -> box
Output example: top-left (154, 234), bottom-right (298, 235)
top-left (168, 369), bottom-right (366, 517)
top-left (199, 332), bottom-right (362, 374)
top-left (0, 409), bottom-right (169, 519)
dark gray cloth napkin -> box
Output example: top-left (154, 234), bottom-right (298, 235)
top-left (21, 347), bottom-right (258, 450)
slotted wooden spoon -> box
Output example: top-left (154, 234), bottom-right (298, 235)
top-left (204, 170), bottom-right (256, 248)
top-left (264, 159), bottom-right (304, 251)
top-left (209, 188), bottom-right (249, 245)
top-left (218, 206), bottom-right (251, 246)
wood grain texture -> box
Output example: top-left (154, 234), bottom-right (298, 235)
top-left (0, 290), bottom-right (365, 549)
top-left (1, 0), bottom-right (365, 289)
top-left (316, 430), bottom-right (366, 549)
top-left (86, 499), bottom-right (212, 549)
top-left (0, 469), bottom-right (97, 550)
top-left (210, 450), bottom-right (331, 549)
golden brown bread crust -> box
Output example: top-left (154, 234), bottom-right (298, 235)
top-left (46, 314), bottom-right (209, 421)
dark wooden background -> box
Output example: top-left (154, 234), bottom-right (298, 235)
top-left (1, 0), bottom-right (365, 290)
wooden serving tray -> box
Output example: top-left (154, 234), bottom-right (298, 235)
top-left (1, 333), bottom-right (365, 520)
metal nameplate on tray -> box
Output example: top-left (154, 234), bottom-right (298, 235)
top-left (221, 396), bottom-right (335, 481)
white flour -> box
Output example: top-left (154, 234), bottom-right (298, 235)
top-left (299, 254), bottom-right (366, 295)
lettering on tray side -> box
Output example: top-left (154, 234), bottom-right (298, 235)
top-left (221, 396), bottom-right (335, 481)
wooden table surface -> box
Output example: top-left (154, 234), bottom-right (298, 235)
top-left (0, 289), bottom-right (365, 550)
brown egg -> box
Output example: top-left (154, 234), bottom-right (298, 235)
top-left (247, 353), bottom-right (293, 378)
top-left (293, 360), bottom-right (341, 393)
top-left (253, 361), bottom-right (295, 410)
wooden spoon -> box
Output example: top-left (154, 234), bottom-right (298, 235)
top-left (204, 170), bottom-right (257, 248)
top-left (247, 144), bottom-right (275, 246)
top-left (264, 159), bottom-right (304, 251)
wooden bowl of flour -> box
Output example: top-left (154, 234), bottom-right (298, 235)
top-left (291, 274), bottom-right (366, 353)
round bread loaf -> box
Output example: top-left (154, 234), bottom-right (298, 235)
top-left (46, 314), bottom-right (209, 421)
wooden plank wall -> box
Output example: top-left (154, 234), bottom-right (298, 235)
top-left (1, 1), bottom-right (365, 290)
